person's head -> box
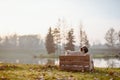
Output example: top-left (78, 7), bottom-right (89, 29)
top-left (80, 46), bottom-right (88, 54)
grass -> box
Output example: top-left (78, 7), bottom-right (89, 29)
top-left (0, 63), bottom-right (120, 80)
top-left (92, 53), bottom-right (120, 59)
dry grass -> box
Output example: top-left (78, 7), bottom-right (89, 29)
top-left (0, 63), bottom-right (120, 80)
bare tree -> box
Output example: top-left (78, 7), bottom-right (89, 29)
top-left (118, 31), bottom-right (120, 44)
top-left (0, 36), bottom-right (2, 43)
top-left (118, 30), bottom-right (120, 47)
top-left (53, 27), bottom-right (61, 54)
top-left (0, 36), bottom-right (2, 47)
top-left (105, 28), bottom-right (118, 48)
top-left (79, 24), bottom-right (83, 48)
top-left (58, 18), bottom-right (68, 53)
top-left (82, 31), bottom-right (90, 48)
top-left (79, 23), bottom-right (90, 48)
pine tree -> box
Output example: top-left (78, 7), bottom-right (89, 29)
top-left (45, 27), bottom-right (55, 54)
top-left (65, 28), bottom-right (75, 51)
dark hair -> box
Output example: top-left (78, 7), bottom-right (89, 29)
top-left (81, 46), bottom-right (88, 53)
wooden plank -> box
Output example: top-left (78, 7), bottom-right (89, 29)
top-left (59, 55), bottom-right (90, 61)
top-left (59, 55), bottom-right (91, 71)
top-left (60, 61), bottom-right (89, 65)
top-left (60, 65), bottom-right (88, 71)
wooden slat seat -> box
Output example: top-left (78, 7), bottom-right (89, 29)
top-left (59, 55), bottom-right (91, 71)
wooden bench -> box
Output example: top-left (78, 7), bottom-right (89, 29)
top-left (59, 55), bottom-right (91, 71)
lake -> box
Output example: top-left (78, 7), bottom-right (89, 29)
top-left (0, 52), bottom-right (120, 68)
top-left (0, 56), bottom-right (120, 68)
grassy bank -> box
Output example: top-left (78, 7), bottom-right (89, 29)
top-left (0, 63), bottom-right (120, 80)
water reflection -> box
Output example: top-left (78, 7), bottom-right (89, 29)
top-left (0, 58), bottom-right (120, 68)
top-left (93, 58), bottom-right (120, 68)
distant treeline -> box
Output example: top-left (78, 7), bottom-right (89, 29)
top-left (0, 19), bottom-right (120, 54)
top-left (0, 33), bottom-right (120, 55)
top-left (0, 34), bottom-right (45, 50)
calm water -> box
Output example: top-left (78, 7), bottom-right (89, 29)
top-left (93, 58), bottom-right (120, 68)
top-left (0, 52), bottom-right (120, 68)
top-left (0, 57), bottom-right (120, 68)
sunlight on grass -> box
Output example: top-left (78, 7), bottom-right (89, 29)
top-left (0, 63), bottom-right (120, 80)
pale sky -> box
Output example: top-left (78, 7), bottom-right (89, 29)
top-left (0, 0), bottom-right (120, 44)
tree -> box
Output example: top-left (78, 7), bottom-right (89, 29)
top-left (105, 28), bottom-right (118, 48)
top-left (18, 35), bottom-right (40, 49)
top-left (53, 27), bottom-right (61, 54)
top-left (45, 27), bottom-right (55, 54)
top-left (79, 24), bottom-right (90, 48)
top-left (79, 24), bottom-right (83, 47)
top-left (117, 30), bottom-right (120, 47)
top-left (9, 34), bottom-right (18, 47)
top-left (0, 36), bottom-right (2, 47)
top-left (2, 36), bottom-right (11, 48)
top-left (0, 36), bottom-right (2, 42)
top-left (65, 28), bottom-right (75, 51)
top-left (118, 31), bottom-right (120, 44)
top-left (52, 19), bottom-right (61, 54)
top-left (82, 31), bottom-right (90, 47)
